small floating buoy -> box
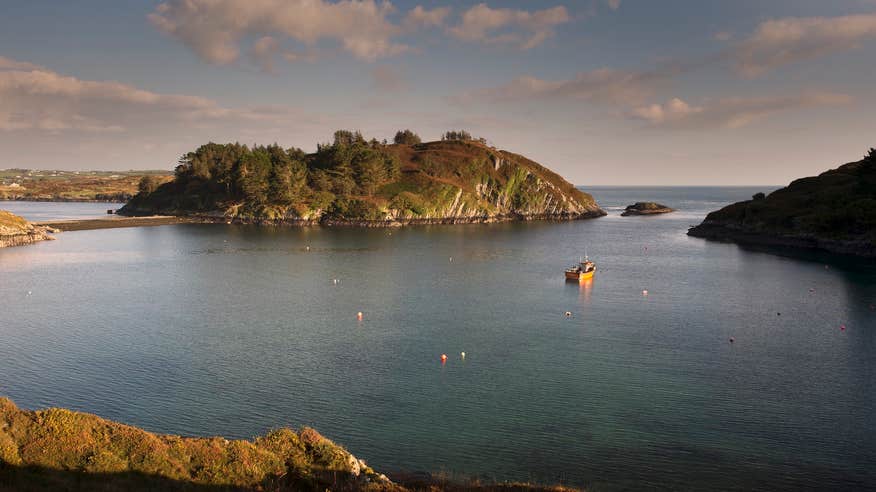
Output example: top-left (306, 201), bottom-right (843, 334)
top-left (356, 311), bottom-right (363, 320)
top-left (564, 311), bottom-right (572, 318)
top-left (642, 290), bottom-right (649, 296)
top-left (777, 312), bottom-right (781, 316)
top-left (461, 352), bottom-right (466, 359)
top-left (809, 288), bottom-right (815, 293)
top-left (729, 337), bottom-right (735, 343)
top-left (440, 354), bottom-right (447, 363)
top-left (840, 325), bottom-right (846, 331)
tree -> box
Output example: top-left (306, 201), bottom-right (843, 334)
top-left (393, 129), bottom-right (421, 145)
top-left (752, 192), bottom-right (766, 201)
top-left (138, 175), bottom-right (160, 194)
top-left (442, 130), bottom-right (472, 141)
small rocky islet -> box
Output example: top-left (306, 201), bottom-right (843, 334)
top-left (620, 202), bottom-right (675, 216)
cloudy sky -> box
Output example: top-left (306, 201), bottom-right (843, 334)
top-left (1, 0), bottom-right (875, 185)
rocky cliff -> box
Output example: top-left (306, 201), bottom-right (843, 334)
top-left (0, 210), bottom-right (55, 248)
top-left (688, 149), bottom-right (876, 257)
top-left (119, 136), bottom-right (605, 225)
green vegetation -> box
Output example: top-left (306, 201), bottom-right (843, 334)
top-left (689, 148), bottom-right (876, 255)
top-left (0, 170), bottom-right (172, 202)
top-left (119, 130), bottom-right (604, 224)
top-left (0, 397), bottom-right (395, 491)
top-left (0, 398), bottom-right (580, 492)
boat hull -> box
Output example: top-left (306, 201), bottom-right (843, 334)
top-left (565, 270), bottom-right (595, 281)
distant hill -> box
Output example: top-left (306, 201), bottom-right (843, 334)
top-left (0, 169), bottom-right (172, 202)
top-left (688, 148), bottom-right (876, 257)
top-left (119, 130), bottom-right (605, 225)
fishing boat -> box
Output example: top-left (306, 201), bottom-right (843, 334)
top-left (565, 257), bottom-right (596, 281)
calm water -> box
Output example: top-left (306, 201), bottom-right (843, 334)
top-left (0, 200), bottom-right (117, 221)
top-left (1, 187), bottom-right (875, 491)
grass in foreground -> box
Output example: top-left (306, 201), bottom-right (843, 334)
top-left (0, 398), bottom-right (581, 492)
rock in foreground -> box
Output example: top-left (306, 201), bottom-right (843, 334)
top-left (620, 202), bottom-right (675, 216)
top-left (688, 148), bottom-right (876, 258)
top-left (0, 397), bottom-right (397, 491)
top-left (119, 132), bottom-right (605, 226)
top-left (0, 210), bottom-right (55, 248)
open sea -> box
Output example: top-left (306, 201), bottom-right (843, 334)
top-left (1, 188), bottom-right (874, 491)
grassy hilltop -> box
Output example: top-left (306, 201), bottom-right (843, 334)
top-left (0, 398), bottom-right (579, 492)
top-left (689, 148), bottom-right (876, 257)
top-left (119, 130), bottom-right (604, 225)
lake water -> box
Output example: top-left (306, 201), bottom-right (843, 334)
top-left (1, 188), bottom-right (874, 491)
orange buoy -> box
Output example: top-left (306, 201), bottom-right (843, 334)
top-left (356, 311), bottom-right (363, 320)
top-left (440, 354), bottom-right (448, 363)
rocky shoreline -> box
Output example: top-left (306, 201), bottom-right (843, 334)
top-left (0, 210), bottom-right (56, 248)
top-left (687, 222), bottom-right (876, 258)
top-left (118, 209), bottom-right (607, 228)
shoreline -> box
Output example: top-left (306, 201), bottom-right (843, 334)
top-left (687, 222), bottom-right (876, 258)
top-left (34, 211), bottom-right (607, 232)
top-left (36, 216), bottom-right (192, 232)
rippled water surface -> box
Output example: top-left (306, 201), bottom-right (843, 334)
top-left (1, 187), bottom-right (875, 491)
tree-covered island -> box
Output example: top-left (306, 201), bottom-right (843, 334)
top-left (119, 130), bottom-right (605, 225)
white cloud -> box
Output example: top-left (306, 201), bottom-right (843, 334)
top-left (448, 3), bottom-right (570, 50)
top-left (404, 6), bottom-right (451, 29)
top-left (0, 56), bottom-right (314, 133)
top-left (453, 65), bottom-right (678, 106)
top-left (0, 56), bottom-right (45, 72)
top-left (149, 0), bottom-right (431, 65)
top-left (629, 92), bottom-right (852, 129)
top-left (734, 13), bottom-right (876, 76)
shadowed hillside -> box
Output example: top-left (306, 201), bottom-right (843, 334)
top-left (688, 148), bottom-right (876, 257)
top-left (119, 131), bottom-right (604, 225)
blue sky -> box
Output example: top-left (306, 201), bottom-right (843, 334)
top-left (1, 0), bottom-right (875, 184)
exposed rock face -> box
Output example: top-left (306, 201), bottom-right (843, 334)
top-left (0, 210), bottom-right (55, 248)
top-left (620, 202), bottom-right (675, 216)
top-left (119, 139), bottom-right (606, 226)
top-left (688, 150), bottom-right (876, 258)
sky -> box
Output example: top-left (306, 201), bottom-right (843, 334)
top-left (1, 0), bottom-right (875, 185)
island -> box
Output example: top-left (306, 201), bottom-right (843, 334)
top-left (119, 130), bottom-right (606, 226)
top-left (688, 148), bottom-right (876, 258)
top-left (0, 210), bottom-right (55, 248)
top-left (0, 397), bottom-right (576, 492)
top-left (620, 202), bottom-right (675, 216)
